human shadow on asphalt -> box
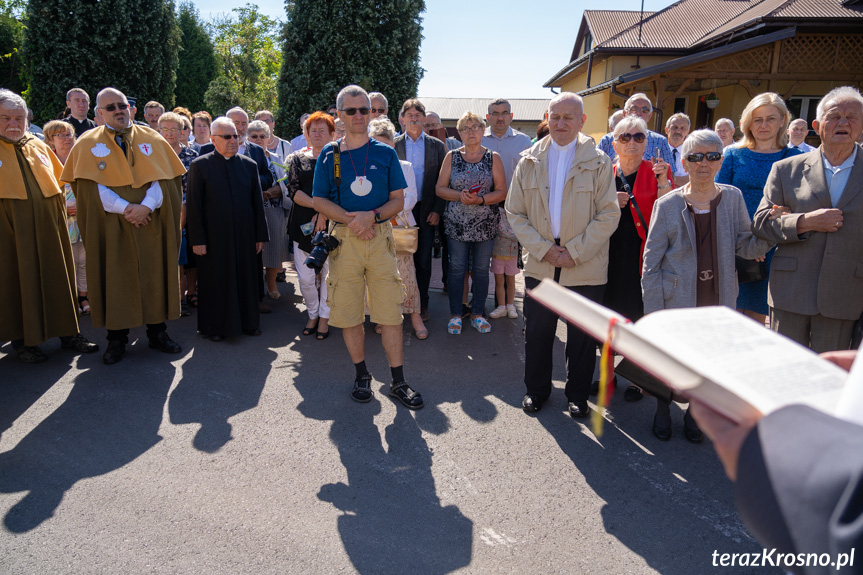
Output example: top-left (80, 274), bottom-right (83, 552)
top-left (167, 311), bottom-right (294, 453)
top-left (0, 353), bottom-right (175, 533)
top-left (532, 393), bottom-right (777, 574)
top-left (292, 330), bottom-right (474, 575)
top-left (0, 341), bottom-right (76, 442)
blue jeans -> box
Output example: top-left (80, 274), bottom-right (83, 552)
top-left (447, 237), bottom-right (494, 317)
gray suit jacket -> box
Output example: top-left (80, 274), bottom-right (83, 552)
top-left (394, 133), bottom-right (447, 228)
top-left (752, 146), bottom-right (863, 320)
top-left (736, 405), bottom-right (863, 574)
top-left (642, 184), bottom-right (771, 314)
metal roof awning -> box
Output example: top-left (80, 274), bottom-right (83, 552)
top-left (575, 26), bottom-right (797, 97)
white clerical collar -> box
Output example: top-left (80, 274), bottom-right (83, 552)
top-left (551, 138), bottom-right (577, 153)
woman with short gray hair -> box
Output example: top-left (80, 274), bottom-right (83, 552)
top-left (248, 120), bottom-right (290, 299)
top-left (642, 129), bottom-right (772, 442)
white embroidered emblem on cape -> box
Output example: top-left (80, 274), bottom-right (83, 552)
top-left (91, 143), bottom-right (111, 158)
top-left (138, 143), bottom-right (153, 156)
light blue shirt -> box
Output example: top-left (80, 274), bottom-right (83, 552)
top-left (822, 147), bottom-right (857, 207)
top-left (405, 130), bottom-right (426, 201)
top-left (789, 141), bottom-right (816, 153)
top-left (597, 129), bottom-right (674, 165)
top-left (482, 126), bottom-right (531, 186)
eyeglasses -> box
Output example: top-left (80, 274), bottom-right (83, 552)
top-left (53, 132), bottom-right (74, 140)
top-left (616, 133), bottom-right (646, 143)
top-left (626, 106), bottom-right (651, 115)
top-left (213, 134), bottom-right (240, 140)
top-left (247, 134), bottom-right (267, 140)
top-left (102, 103), bottom-right (129, 112)
top-left (370, 108), bottom-right (386, 114)
top-left (340, 107), bottom-right (370, 116)
top-left (159, 128), bottom-right (180, 135)
top-left (489, 111), bottom-right (511, 118)
top-left (686, 152), bottom-right (722, 162)
top-left (459, 125), bottom-right (483, 134)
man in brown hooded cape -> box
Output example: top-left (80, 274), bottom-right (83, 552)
top-left (60, 87), bottom-right (185, 364)
top-left (0, 89), bottom-right (98, 362)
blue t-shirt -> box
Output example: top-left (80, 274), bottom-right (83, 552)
top-left (312, 139), bottom-right (407, 212)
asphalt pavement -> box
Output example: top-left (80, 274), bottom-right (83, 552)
top-left (0, 273), bottom-right (777, 574)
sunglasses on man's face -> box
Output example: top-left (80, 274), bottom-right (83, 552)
top-left (102, 103), bottom-right (129, 112)
top-left (340, 107), bottom-right (370, 116)
top-left (370, 108), bottom-right (386, 114)
top-left (213, 134), bottom-right (240, 140)
top-left (616, 133), bottom-right (646, 143)
top-left (686, 152), bottom-right (722, 162)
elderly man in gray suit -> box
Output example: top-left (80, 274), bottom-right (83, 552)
top-left (394, 98), bottom-right (447, 320)
top-left (752, 86), bottom-right (863, 352)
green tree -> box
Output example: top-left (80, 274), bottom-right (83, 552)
top-left (175, 1), bottom-right (216, 113)
top-left (205, 3), bottom-right (281, 115)
top-left (0, 0), bottom-right (25, 95)
top-left (276, 0), bottom-right (425, 139)
top-left (23, 0), bottom-right (180, 124)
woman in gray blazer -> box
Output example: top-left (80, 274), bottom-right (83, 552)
top-left (641, 129), bottom-right (772, 442)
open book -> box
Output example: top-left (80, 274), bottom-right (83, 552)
top-left (529, 279), bottom-right (856, 424)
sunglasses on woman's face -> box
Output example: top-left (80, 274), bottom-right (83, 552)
top-left (616, 133), bottom-right (646, 143)
top-left (686, 152), bottom-right (722, 162)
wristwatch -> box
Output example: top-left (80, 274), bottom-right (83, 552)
top-left (373, 209), bottom-right (382, 223)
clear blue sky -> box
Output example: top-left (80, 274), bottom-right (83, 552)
top-left (192, 0), bottom-right (677, 99)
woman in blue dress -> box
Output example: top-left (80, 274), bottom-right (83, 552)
top-left (715, 92), bottom-right (802, 324)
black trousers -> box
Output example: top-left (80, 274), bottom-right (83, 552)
top-left (523, 276), bottom-right (605, 403)
top-left (107, 322), bottom-right (167, 343)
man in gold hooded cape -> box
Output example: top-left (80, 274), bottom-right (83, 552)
top-left (60, 87), bottom-right (185, 364)
top-left (0, 89), bottom-right (99, 362)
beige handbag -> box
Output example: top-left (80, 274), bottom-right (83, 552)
top-left (391, 213), bottom-right (418, 254)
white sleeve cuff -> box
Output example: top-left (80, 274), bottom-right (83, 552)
top-left (97, 184), bottom-right (129, 214)
top-left (140, 181), bottom-right (163, 212)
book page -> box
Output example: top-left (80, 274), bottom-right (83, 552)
top-left (528, 279), bottom-right (846, 421)
top-left (634, 307), bottom-right (845, 415)
top-left (835, 343), bottom-right (863, 426)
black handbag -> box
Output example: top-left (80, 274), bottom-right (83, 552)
top-left (735, 256), bottom-right (767, 283)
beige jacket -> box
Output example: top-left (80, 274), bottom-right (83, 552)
top-left (505, 133), bottom-right (620, 286)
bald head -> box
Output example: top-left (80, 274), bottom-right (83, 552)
top-left (95, 88), bottom-right (130, 131)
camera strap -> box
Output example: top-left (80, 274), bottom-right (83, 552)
top-left (329, 139), bottom-right (341, 235)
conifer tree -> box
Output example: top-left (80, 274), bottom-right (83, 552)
top-left (175, 1), bottom-right (216, 113)
top-left (277, 0), bottom-right (425, 139)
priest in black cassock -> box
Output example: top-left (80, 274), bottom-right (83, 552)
top-left (186, 117), bottom-right (269, 341)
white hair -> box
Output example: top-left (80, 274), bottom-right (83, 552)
top-left (816, 86), bottom-right (863, 122)
top-left (368, 92), bottom-right (388, 109)
top-left (225, 106), bottom-right (248, 119)
top-left (247, 119), bottom-right (270, 137)
top-left (548, 91), bottom-right (583, 113)
top-left (714, 118), bottom-right (734, 130)
top-left (211, 117), bottom-right (235, 133)
top-left (368, 116), bottom-right (396, 140)
top-left (608, 110), bottom-right (625, 131)
top-left (0, 88), bottom-right (26, 111)
top-left (612, 116), bottom-right (648, 140)
top-left (665, 112), bottom-right (691, 128)
top-left (681, 129), bottom-right (724, 157)
top-left (625, 93), bottom-right (652, 113)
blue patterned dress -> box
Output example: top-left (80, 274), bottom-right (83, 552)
top-left (715, 146), bottom-right (801, 314)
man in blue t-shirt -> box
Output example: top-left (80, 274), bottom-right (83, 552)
top-left (312, 84), bottom-right (423, 410)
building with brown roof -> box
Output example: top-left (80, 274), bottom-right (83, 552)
top-left (544, 0), bottom-right (863, 143)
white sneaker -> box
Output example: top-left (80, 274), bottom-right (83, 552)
top-left (507, 305), bottom-right (518, 319)
top-left (489, 305), bottom-right (508, 319)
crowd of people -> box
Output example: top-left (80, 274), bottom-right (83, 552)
top-left (3, 83), bottom-right (861, 400)
top-left (2, 80), bottom-right (862, 571)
